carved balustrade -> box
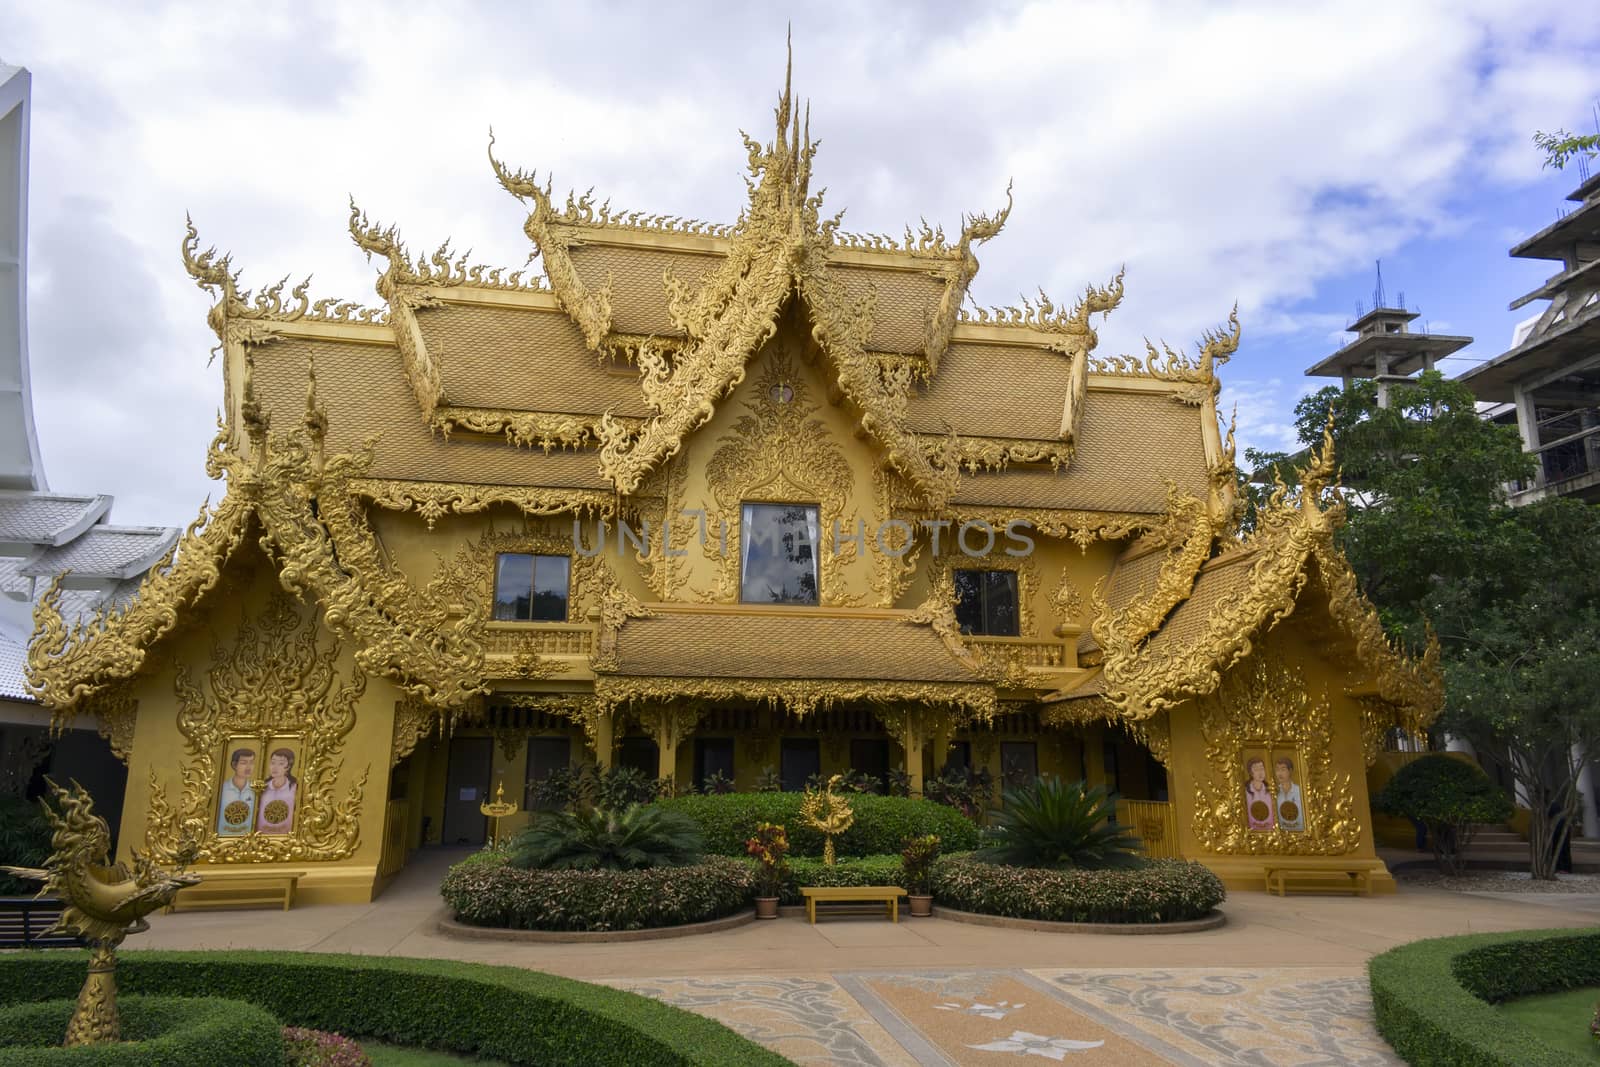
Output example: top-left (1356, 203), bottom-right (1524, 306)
top-left (968, 636), bottom-right (1075, 673)
top-left (1116, 798), bottom-right (1179, 860)
top-left (482, 624), bottom-right (596, 658)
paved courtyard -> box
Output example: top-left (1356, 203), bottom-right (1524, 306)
top-left (131, 849), bottom-right (1600, 1065)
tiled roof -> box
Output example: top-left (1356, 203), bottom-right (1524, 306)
top-left (611, 609), bottom-right (979, 682)
top-left (908, 343), bottom-right (1070, 441)
top-left (568, 243), bottom-right (719, 337)
top-left (415, 303), bottom-right (651, 416)
top-left (1141, 549), bottom-right (1259, 660)
top-left (0, 554), bottom-right (30, 597)
top-left (0, 628), bottom-right (31, 702)
top-left (253, 338), bottom-right (613, 490)
top-left (20, 525), bottom-right (178, 581)
top-left (950, 390), bottom-right (1210, 514)
top-left (0, 491), bottom-right (111, 545)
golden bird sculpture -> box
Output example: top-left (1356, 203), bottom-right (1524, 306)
top-left (799, 774), bottom-right (855, 866)
top-left (1, 780), bottom-right (201, 1047)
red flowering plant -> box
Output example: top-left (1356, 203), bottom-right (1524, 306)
top-left (283, 1027), bottom-right (371, 1067)
top-left (745, 822), bottom-right (790, 898)
top-left (1590, 999), bottom-right (1599, 1044)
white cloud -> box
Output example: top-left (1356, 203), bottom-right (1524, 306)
top-left (5, 0), bottom-right (1597, 523)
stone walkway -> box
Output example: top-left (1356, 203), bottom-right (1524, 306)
top-left (128, 848), bottom-right (1600, 1065)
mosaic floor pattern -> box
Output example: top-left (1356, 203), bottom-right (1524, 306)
top-left (608, 967), bottom-right (1400, 1066)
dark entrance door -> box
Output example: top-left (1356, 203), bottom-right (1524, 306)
top-left (618, 736), bottom-right (659, 779)
top-left (1001, 741), bottom-right (1038, 789)
top-left (694, 738), bottom-right (735, 790)
top-left (442, 736), bottom-right (492, 845)
top-left (780, 738), bottom-right (820, 791)
top-left (526, 737), bottom-right (571, 810)
top-left (850, 738), bottom-right (890, 793)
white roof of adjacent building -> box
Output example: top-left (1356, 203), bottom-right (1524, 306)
top-left (19, 524), bottom-right (177, 580)
top-left (0, 491), bottom-right (113, 545)
top-left (0, 64), bottom-right (179, 702)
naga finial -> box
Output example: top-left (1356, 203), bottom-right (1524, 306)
top-left (0, 781), bottom-right (201, 1047)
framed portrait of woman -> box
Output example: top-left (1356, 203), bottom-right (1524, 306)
top-left (256, 740), bottom-right (301, 836)
top-left (1242, 750), bottom-right (1276, 832)
top-left (214, 738), bottom-right (259, 838)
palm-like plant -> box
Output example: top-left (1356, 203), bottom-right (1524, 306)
top-left (974, 777), bottom-right (1144, 870)
top-left (508, 803), bottom-right (704, 871)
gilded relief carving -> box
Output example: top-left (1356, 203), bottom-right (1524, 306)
top-left (145, 593), bottom-right (369, 864)
top-left (705, 350), bottom-right (862, 606)
top-left (1190, 651), bottom-right (1360, 856)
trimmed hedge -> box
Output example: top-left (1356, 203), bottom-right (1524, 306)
top-left (774, 855), bottom-right (905, 905)
top-left (442, 851), bottom-right (755, 931)
top-left (0, 995), bottom-right (282, 1066)
top-left (1369, 926), bottom-right (1600, 1066)
top-left (930, 855), bottom-right (1224, 923)
top-left (659, 792), bottom-right (981, 857)
top-left (0, 951), bottom-right (791, 1067)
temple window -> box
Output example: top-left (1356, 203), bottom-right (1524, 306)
top-left (492, 553), bottom-right (571, 622)
top-left (739, 502), bottom-right (820, 605)
top-left (953, 568), bottom-right (1020, 636)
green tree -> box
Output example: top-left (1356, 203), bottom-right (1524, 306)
top-left (1533, 128), bottom-right (1600, 171)
top-left (1373, 754), bottom-right (1513, 875)
top-left (1250, 372), bottom-right (1600, 879)
top-left (1426, 500), bottom-right (1600, 880)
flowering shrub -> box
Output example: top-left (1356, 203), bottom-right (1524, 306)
top-left (282, 1027), bottom-right (371, 1067)
top-left (744, 822), bottom-right (789, 897)
top-left (931, 855), bottom-right (1224, 923)
top-left (442, 850), bottom-right (755, 931)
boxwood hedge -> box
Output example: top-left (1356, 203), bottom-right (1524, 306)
top-left (659, 792), bottom-right (981, 857)
top-left (1368, 926), bottom-right (1600, 1066)
top-left (441, 852), bottom-right (755, 931)
top-left (772, 854), bottom-right (905, 904)
top-left (0, 995), bottom-right (282, 1066)
top-left (930, 855), bottom-right (1224, 923)
top-left (0, 951), bottom-right (791, 1067)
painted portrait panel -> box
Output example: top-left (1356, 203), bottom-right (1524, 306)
top-left (215, 739), bottom-right (258, 837)
top-left (1242, 750), bottom-right (1276, 831)
top-left (256, 741), bottom-right (300, 836)
top-left (1272, 748), bottom-right (1307, 832)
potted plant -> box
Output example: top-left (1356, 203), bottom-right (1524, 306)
top-left (745, 822), bottom-right (789, 918)
top-left (901, 833), bottom-right (940, 917)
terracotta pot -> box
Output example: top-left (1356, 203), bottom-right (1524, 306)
top-left (908, 894), bottom-right (933, 917)
top-left (755, 896), bottom-right (780, 919)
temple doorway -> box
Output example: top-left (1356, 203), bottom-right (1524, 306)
top-left (442, 736), bottom-right (492, 845)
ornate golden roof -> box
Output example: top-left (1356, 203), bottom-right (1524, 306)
top-left (1087, 428), bottom-right (1442, 731)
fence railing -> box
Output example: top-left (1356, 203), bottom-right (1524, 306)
top-left (1117, 799), bottom-right (1180, 860)
top-left (379, 799), bottom-right (410, 879)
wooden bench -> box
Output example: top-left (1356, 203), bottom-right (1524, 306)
top-left (166, 872), bottom-right (304, 913)
top-left (1264, 864), bottom-right (1370, 897)
top-left (800, 885), bottom-right (907, 924)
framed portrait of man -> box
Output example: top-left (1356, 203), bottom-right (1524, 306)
top-left (1271, 747), bottom-right (1306, 832)
top-left (215, 740), bottom-right (258, 837)
top-left (255, 740), bottom-right (301, 836)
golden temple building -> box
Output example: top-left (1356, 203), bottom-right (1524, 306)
top-left (25, 67), bottom-right (1440, 903)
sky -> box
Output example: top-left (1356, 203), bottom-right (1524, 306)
top-left (4, 1), bottom-right (1598, 527)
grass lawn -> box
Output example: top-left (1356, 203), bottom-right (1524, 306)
top-left (365, 1042), bottom-right (514, 1067)
top-left (1497, 985), bottom-right (1600, 1059)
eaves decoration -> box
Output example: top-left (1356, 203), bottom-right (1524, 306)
top-left (29, 397), bottom-right (495, 727)
top-left (1091, 426), bottom-right (1443, 728)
